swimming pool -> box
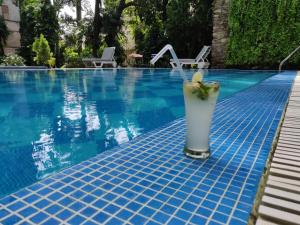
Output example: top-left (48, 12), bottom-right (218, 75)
top-left (0, 69), bottom-right (275, 197)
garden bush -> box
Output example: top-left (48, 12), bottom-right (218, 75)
top-left (32, 34), bottom-right (56, 67)
top-left (227, 0), bottom-right (300, 68)
top-left (63, 47), bottom-right (85, 68)
top-left (1, 55), bottom-right (25, 66)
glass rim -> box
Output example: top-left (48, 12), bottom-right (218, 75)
top-left (184, 80), bottom-right (220, 85)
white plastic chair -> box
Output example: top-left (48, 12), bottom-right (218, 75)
top-left (83, 47), bottom-right (117, 68)
top-left (170, 46), bottom-right (211, 69)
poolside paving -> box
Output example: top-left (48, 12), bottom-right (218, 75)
top-left (256, 72), bottom-right (300, 225)
top-left (0, 71), bottom-right (297, 225)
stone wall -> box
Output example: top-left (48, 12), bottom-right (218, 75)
top-left (0, 0), bottom-right (21, 55)
top-left (211, 0), bottom-right (230, 68)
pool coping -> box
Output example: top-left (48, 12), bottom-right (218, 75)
top-left (0, 71), bottom-right (297, 225)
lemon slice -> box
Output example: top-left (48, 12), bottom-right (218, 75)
top-left (192, 72), bottom-right (203, 82)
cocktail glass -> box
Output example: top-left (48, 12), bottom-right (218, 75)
top-left (183, 80), bottom-right (220, 159)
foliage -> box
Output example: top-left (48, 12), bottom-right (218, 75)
top-left (1, 55), bottom-right (25, 66)
top-left (19, 0), bottom-right (59, 65)
top-left (32, 34), bottom-right (56, 67)
top-left (0, 15), bottom-right (9, 56)
top-left (130, 0), bottom-right (169, 65)
top-left (17, 0), bottom-right (214, 67)
top-left (48, 57), bottom-right (56, 68)
top-left (166, 0), bottom-right (212, 58)
top-left (127, 0), bottom-right (213, 67)
top-left (102, 0), bottom-right (136, 63)
top-left (63, 47), bottom-right (85, 68)
top-left (227, 0), bottom-right (300, 68)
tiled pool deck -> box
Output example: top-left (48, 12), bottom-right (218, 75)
top-left (0, 71), bottom-right (296, 225)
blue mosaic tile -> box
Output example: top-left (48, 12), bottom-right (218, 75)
top-left (19, 206), bottom-right (38, 217)
top-left (0, 209), bottom-right (9, 218)
top-left (45, 204), bottom-right (63, 214)
top-left (47, 192), bottom-right (63, 201)
top-left (146, 221), bottom-right (161, 225)
top-left (116, 210), bottom-right (134, 220)
top-left (83, 221), bottom-right (98, 225)
top-left (0, 195), bottom-right (17, 205)
top-left (103, 204), bottom-right (120, 214)
top-left (93, 199), bottom-right (107, 209)
top-left (228, 218), bottom-right (247, 225)
top-left (1, 215), bottom-right (22, 225)
top-left (81, 207), bottom-right (97, 217)
top-left (92, 212), bottom-right (109, 223)
top-left (14, 189), bottom-right (30, 198)
top-left (30, 212), bottom-right (48, 223)
top-left (58, 196), bottom-right (74, 206)
top-left (130, 214), bottom-right (147, 225)
top-left (69, 202), bottom-right (86, 211)
top-left (127, 202), bottom-right (142, 211)
top-left (153, 211), bottom-right (171, 223)
top-left (68, 215), bottom-right (86, 225)
top-left (7, 201), bottom-right (25, 211)
top-left (82, 195), bottom-right (96, 204)
top-left (212, 212), bottom-right (229, 224)
top-left (56, 209), bottom-right (73, 220)
top-left (190, 215), bottom-right (207, 224)
top-left (208, 220), bottom-right (223, 225)
top-left (42, 218), bottom-right (60, 225)
top-left (34, 199), bottom-right (51, 209)
top-left (105, 217), bottom-right (123, 225)
top-left (175, 210), bottom-right (192, 221)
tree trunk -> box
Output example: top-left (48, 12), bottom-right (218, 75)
top-left (76, 0), bottom-right (82, 22)
top-left (76, 0), bottom-right (82, 52)
top-left (92, 0), bottom-right (102, 56)
top-left (211, 0), bottom-right (230, 68)
top-left (105, 0), bottom-right (134, 46)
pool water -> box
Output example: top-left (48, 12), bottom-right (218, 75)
top-left (0, 69), bottom-right (275, 197)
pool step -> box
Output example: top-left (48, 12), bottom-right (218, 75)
top-left (256, 73), bottom-right (300, 225)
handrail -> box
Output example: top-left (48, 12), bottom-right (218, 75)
top-left (150, 44), bottom-right (182, 69)
top-left (279, 44), bottom-right (300, 71)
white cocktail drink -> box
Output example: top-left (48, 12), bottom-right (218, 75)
top-left (183, 73), bottom-right (219, 159)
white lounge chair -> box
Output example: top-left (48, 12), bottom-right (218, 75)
top-left (170, 46), bottom-right (211, 69)
top-left (83, 47), bottom-right (117, 68)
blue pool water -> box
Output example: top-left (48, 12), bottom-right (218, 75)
top-left (0, 69), bottom-right (275, 197)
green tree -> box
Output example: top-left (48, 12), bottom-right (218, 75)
top-left (130, 0), bottom-right (169, 64)
top-left (166, 0), bottom-right (212, 58)
top-left (92, 0), bottom-right (103, 56)
top-left (103, 0), bottom-right (135, 62)
top-left (19, 0), bottom-right (59, 65)
top-left (32, 34), bottom-right (56, 66)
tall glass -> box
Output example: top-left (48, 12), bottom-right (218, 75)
top-left (183, 81), bottom-right (220, 159)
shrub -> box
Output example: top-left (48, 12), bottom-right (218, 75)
top-left (227, 0), bottom-right (300, 68)
top-left (1, 55), bottom-right (25, 66)
top-left (63, 47), bottom-right (85, 68)
top-left (32, 34), bottom-right (56, 67)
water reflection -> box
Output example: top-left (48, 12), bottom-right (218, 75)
top-left (32, 132), bottom-right (56, 179)
top-left (63, 86), bottom-right (83, 121)
top-left (85, 103), bottom-right (100, 133)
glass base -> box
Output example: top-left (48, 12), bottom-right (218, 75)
top-left (184, 146), bottom-right (210, 159)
